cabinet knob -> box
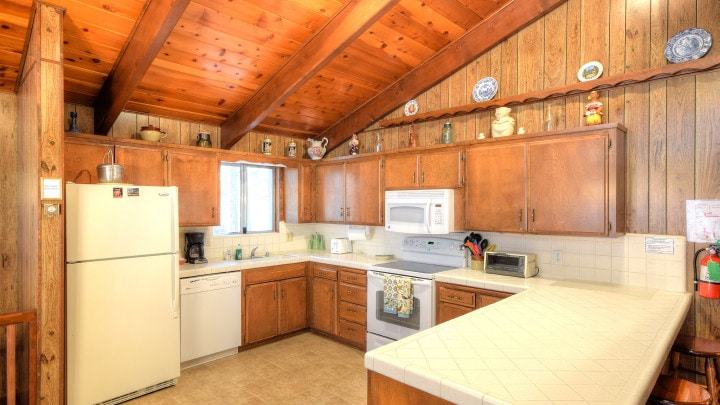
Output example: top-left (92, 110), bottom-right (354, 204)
top-left (346, 207), bottom-right (350, 217)
top-left (412, 172), bottom-right (416, 183)
top-left (340, 207), bottom-right (344, 217)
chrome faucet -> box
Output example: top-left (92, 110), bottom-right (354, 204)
top-left (250, 245), bottom-right (259, 259)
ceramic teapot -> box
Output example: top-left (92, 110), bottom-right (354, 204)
top-left (306, 137), bottom-right (328, 160)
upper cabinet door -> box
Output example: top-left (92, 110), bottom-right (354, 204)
top-left (344, 159), bottom-right (382, 225)
top-left (465, 144), bottom-right (527, 232)
top-left (167, 151), bottom-right (219, 227)
top-left (315, 163), bottom-right (346, 223)
top-left (64, 141), bottom-right (115, 184)
top-left (383, 154), bottom-right (418, 189)
top-left (419, 150), bottom-right (464, 188)
top-left (114, 144), bottom-right (166, 186)
top-left (527, 134), bottom-right (608, 235)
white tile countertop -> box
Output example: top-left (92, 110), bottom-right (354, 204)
top-left (180, 251), bottom-right (691, 404)
top-left (365, 269), bottom-right (692, 405)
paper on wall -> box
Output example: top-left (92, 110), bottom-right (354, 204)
top-left (686, 200), bottom-right (720, 243)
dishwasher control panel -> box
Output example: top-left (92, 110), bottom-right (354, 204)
top-left (180, 272), bottom-right (241, 294)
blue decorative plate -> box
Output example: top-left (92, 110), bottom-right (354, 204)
top-left (665, 28), bottom-right (712, 63)
top-left (472, 77), bottom-right (498, 102)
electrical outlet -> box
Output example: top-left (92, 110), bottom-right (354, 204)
top-left (552, 250), bottom-right (563, 265)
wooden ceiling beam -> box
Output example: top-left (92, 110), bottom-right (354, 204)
top-left (220, 0), bottom-right (401, 149)
top-left (93, 0), bottom-right (190, 135)
top-left (319, 0), bottom-right (567, 152)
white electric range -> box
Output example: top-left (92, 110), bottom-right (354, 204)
top-left (366, 236), bottom-right (466, 350)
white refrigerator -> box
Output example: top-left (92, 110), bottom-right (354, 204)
top-left (65, 183), bottom-right (180, 405)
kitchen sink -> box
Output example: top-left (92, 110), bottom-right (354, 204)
top-left (243, 254), bottom-right (297, 262)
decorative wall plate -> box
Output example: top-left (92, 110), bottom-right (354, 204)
top-left (665, 28), bottom-right (712, 63)
top-left (577, 61), bottom-right (603, 82)
top-left (472, 77), bottom-right (498, 102)
top-left (404, 99), bottom-right (419, 116)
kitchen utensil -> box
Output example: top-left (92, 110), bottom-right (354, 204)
top-left (139, 125), bottom-right (167, 142)
top-left (97, 149), bottom-right (124, 183)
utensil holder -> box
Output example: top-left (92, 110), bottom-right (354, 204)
top-left (471, 256), bottom-right (484, 271)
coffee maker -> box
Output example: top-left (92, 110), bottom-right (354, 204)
top-left (184, 232), bottom-right (208, 264)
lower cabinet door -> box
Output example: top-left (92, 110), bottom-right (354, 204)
top-left (279, 277), bottom-right (308, 334)
top-left (244, 282), bottom-right (278, 344)
top-left (312, 277), bottom-right (337, 335)
top-left (436, 302), bottom-right (474, 325)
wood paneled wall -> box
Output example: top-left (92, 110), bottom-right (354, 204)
top-left (329, 0), bottom-right (720, 338)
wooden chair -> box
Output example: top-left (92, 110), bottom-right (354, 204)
top-left (648, 375), bottom-right (712, 405)
top-left (671, 334), bottom-right (720, 404)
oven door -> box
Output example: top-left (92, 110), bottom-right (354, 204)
top-left (366, 271), bottom-right (433, 341)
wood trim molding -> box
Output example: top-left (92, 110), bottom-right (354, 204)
top-left (378, 55), bottom-right (720, 129)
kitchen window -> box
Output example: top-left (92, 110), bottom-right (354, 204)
top-left (214, 162), bottom-right (275, 235)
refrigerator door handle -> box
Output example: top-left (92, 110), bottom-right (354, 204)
top-left (172, 257), bottom-right (179, 318)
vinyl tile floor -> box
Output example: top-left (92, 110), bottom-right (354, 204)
top-left (126, 333), bottom-right (367, 405)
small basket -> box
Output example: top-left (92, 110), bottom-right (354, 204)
top-left (97, 149), bottom-right (124, 183)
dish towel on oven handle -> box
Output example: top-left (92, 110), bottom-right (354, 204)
top-left (383, 275), bottom-right (414, 318)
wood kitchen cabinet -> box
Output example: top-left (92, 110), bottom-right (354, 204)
top-left (64, 135), bottom-right (115, 184)
top-left (337, 268), bottom-right (367, 350)
top-left (384, 149), bottom-right (464, 189)
top-left (243, 263), bottom-right (308, 345)
top-left (314, 158), bottom-right (382, 225)
top-left (284, 163), bottom-right (314, 223)
top-left (114, 144), bottom-right (165, 186)
top-left (465, 124), bottom-right (626, 236)
top-left (167, 150), bottom-right (219, 227)
top-left (114, 143), bottom-right (219, 227)
top-left (435, 282), bottom-right (512, 324)
top-left (311, 264), bottom-right (338, 336)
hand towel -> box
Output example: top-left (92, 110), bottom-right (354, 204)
top-left (383, 275), bottom-right (414, 318)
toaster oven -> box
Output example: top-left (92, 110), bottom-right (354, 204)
top-left (484, 252), bottom-right (537, 278)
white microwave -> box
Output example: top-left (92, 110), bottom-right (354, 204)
top-left (385, 189), bottom-right (455, 234)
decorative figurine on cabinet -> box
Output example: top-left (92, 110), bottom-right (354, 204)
top-left (584, 90), bottom-right (604, 126)
top-left (409, 123), bottom-right (417, 147)
top-left (491, 106), bottom-right (515, 137)
top-left (349, 133), bottom-right (360, 155)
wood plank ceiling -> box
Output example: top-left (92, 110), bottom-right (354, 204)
top-left (0, 0), bottom-right (565, 150)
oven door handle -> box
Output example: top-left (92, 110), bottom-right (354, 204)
top-left (368, 271), bottom-right (433, 286)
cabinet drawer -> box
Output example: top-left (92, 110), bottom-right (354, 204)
top-left (438, 286), bottom-right (476, 308)
top-left (313, 265), bottom-right (338, 280)
top-left (339, 283), bottom-right (366, 305)
top-left (478, 291), bottom-right (511, 307)
top-left (339, 269), bottom-right (366, 286)
top-left (339, 301), bottom-right (366, 325)
top-left (338, 319), bottom-right (366, 349)
top-left (245, 263), bottom-right (306, 284)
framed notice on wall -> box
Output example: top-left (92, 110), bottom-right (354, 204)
top-left (686, 200), bottom-right (720, 243)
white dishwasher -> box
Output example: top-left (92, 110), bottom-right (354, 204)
top-left (180, 272), bottom-right (241, 369)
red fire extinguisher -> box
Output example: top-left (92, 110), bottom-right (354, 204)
top-left (695, 243), bottom-right (720, 299)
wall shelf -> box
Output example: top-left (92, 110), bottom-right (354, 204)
top-left (379, 55), bottom-right (720, 129)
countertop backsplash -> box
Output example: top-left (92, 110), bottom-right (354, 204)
top-left (179, 224), bottom-right (687, 293)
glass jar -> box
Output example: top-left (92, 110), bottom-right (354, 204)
top-left (441, 122), bottom-right (454, 144)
